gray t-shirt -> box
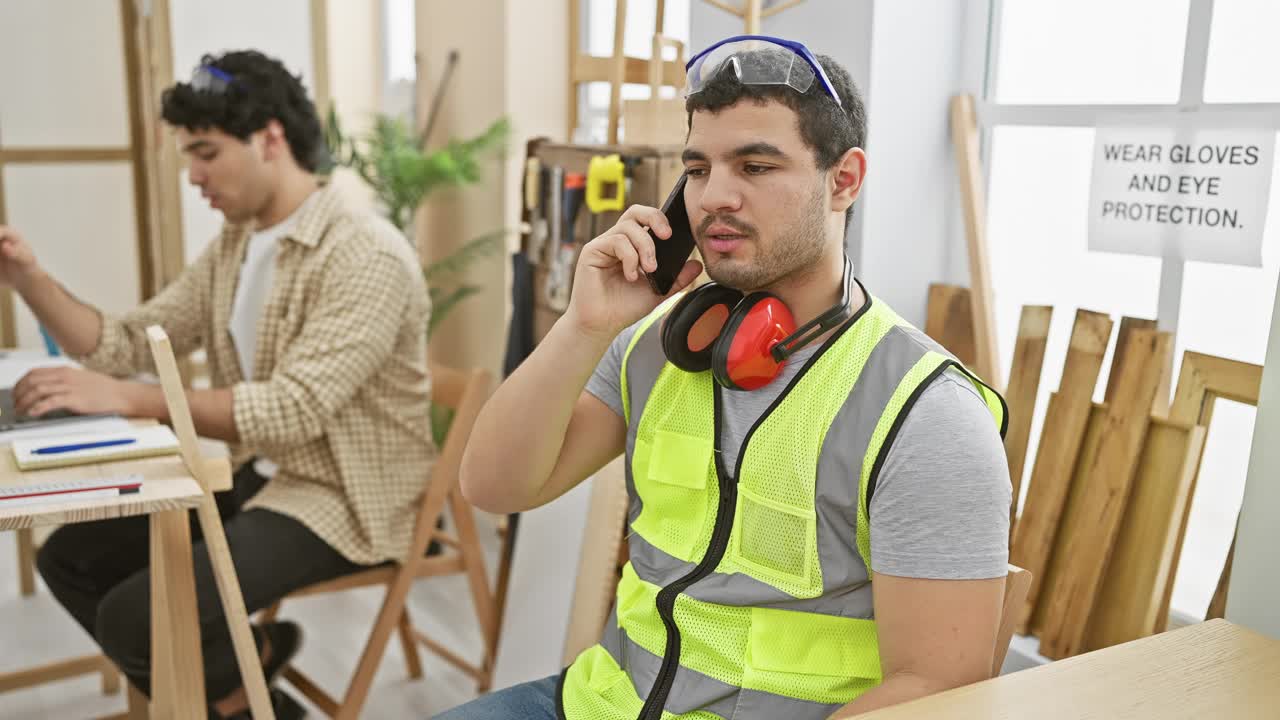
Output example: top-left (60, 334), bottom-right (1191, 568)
top-left (585, 321), bottom-right (1011, 581)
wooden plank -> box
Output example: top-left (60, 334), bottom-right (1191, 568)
top-left (1038, 328), bottom-right (1171, 659)
top-left (16, 526), bottom-right (35, 595)
top-left (1010, 309), bottom-right (1112, 634)
top-left (851, 620), bottom-right (1280, 720)
top-left (0, 160), bottom-right (14, 347)
top-left (607, 0), bottom-right (628, 145)
top-left (994, 565), bottom-right (1031, 677)
top-left (1157, 351), bottom-right (1263, 628)
top-left (573, 54), bottom-right (686, 88)
top-left (701, 0), bottom-right (743, 17)
top-left (0, 148), bottom-right (133, 164)
top-left (149, 509), bottom-right (204, 718)
top-left (0, 653), bottom-right (117, 694)
top-left (1207, 524), bottom-right (1238, 619)
top-left (119, 0), bottom-right (156, 300)
top-left (761, 0), bottom-right (806, 19)
top-left (146, 326), bottom-right (273, 719)
top-left (562, 456), bottom-right (630, 665)
top-left (949, 94), bottom-right (1002, 389)
top-left (925, 283), bottom-right (978, 368)
top-left (1029, 401), bottom-right (1107, 637)
top-left (567, 0), bottom-right (580, 140)
top-left (1004, 305), bottom-right (1053, 540)
top-left (1105, 317), bottom-right (1156, 404)
top-left (132, 0), bottom-right (185, 293)
top-left (310, 0), bottom-right (331, 118)
top-left (744, 0), bottom-right (763, 33)
top-left (1085, 418), bottom-right (1206, 650)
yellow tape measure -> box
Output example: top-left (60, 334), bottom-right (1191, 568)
top-left (586, 154), bottom-right (627, 214)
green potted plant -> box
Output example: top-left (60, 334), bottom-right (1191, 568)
top-left (323, 106), bottom-right (509, 443)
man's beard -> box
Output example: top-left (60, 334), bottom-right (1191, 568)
top-left (700, 185), bottom-right (827, 292)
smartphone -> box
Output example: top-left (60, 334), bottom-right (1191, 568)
top-left (645, 174), bottom-right (696, 295)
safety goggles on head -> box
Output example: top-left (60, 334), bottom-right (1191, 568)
top-left (684, 35), bottom-right (842, 108)
top-left (190, 64), bottom-right (238, 94)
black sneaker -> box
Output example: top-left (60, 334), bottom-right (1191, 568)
top-left (215, 687), bottom-right (307, 719)
top-left (257, 620), bottom-right (304, 683)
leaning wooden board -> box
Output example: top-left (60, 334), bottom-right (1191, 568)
top-left (1003, 305), bottom-right (1053, 540)
top-left (1038, 328), bottom-right (1171, 659)
top-left (1085, 419), bottom-right (1206, 650)
top-left (1011, 309), bottom-right (1112, 634)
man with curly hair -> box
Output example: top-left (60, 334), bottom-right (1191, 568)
top-left (0, 50), bottom-right (433, 718)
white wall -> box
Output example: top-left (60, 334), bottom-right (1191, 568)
top-left (1226, 272), bottom-right (1280, 640)
top-left (169, 0), bottom-right (316, 262)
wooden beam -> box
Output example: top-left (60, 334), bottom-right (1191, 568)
top-left (702, 0), bottom-right (744, 16)
top-left (1011, 309), bottom-right (1112, 634)
top-left (574, 54), bottom-right (687, 87)
top-left (0, 653), bottom-right (119, 694)
top-left (1038, 329), bottom-right (1171, 659)
top-left (134, 0), bottom-right (185, 292)
top-left (607, 0), bottom-right (629, 145)
top-left (0, 159), bottom-right (14, 348)
top-left (120, 0), bottom-right (156, 300)
top-left (0, 148), bottom-right (133, 164)
top-left (311, 0), bottom-right (332, 119)
top-left (1004, 305), bottom-right (1053, 541)
top-left (744, 0), bottom-right (763, 33)
top-left (950, 94), bottom-right (1002, 388)
top-left (761, 0), bottom-right (806, 19)
top-left (567, 0), bottom-right (580, 140)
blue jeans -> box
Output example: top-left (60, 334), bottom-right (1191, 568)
top-left (433, 675), bottom-right (559, 720)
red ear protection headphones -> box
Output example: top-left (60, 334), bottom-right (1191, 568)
top-left (661, 255), bottom-right (857, 390)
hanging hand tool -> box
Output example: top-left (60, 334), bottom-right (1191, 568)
top-left (523, 157), bottom-right (549, 261)
top-left (545, 172), bottom-right (587, 312)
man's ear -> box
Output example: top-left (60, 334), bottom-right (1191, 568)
top-left (830, 146), bottom-right (867, 213)
top-left (260, 119), bottom-right (288, 162)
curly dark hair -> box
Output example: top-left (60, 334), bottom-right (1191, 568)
top-left (161, 50), bottom-right (324, 172)
top-left (686, 47), bottom-right (867, 227)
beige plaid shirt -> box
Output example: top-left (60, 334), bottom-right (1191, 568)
top-left (76, 182), bottom-right (434, 565)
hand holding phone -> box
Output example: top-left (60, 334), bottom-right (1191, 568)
top-left (645, 174), bottom-right (697, 295)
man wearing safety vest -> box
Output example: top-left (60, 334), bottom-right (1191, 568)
top-left (450, 36), bottom-right (1012, 720)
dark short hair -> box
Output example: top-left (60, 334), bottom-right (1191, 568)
top-left (161, 50), bottom-right (324, 172)
top-left (686, 49), bottom-right (867, 227)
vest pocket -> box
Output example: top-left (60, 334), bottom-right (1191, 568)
top-left (630, 429), bottom-right (714, 562)
top-left (731, 484), bottom-right (815, 588)
top-left (743, 608), bottom-right (883, 703)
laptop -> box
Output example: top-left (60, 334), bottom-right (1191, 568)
top-left (0, 386), bottom-right (93, 433)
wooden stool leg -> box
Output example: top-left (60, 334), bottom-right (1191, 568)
top-left (17, 527), bottom-right (36, 596)
top-left (259, 600), bottom-right (282, 624)
top-left (450, 493), bottom-right (498, 692)
top-left (126, 681), bottom-right (150, 719)
top-left (335, 566), bottom-right (419, 720)
top-left (149, 510), bottom-right (205, 718)
top-left (399, 607), bottom-right (424, 679)
top-left (100, 656), bottom-right (122, 695)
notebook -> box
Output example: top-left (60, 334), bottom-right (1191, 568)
top-left (0, 474), bottom-right (143, 506)
top-left (11, 425), bottom-right (181, 471)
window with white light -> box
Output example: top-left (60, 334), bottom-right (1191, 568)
top-left (987, 0), bottom-right (1280, 621)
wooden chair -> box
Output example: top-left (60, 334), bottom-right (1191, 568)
top-left (994, 564), bottom-right (1032, 676)
top-left (263, 364), bottom-right (496, 719)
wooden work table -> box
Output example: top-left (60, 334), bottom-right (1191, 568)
top-left (859, 619), bottom-right (1279, 719)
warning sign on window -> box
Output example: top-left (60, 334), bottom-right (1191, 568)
top-left (1088, 124), bottom-right (1275, 267)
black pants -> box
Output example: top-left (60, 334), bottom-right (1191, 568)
top-left (36, 461), bottom-right (366, 701)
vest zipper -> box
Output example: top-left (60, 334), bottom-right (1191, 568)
top-left (636, 384), bottom-right (738, 720)
top-left (633, 302), bottom-right (870, 720)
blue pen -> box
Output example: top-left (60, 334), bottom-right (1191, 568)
top-left (32, 438), bottom-right (137, 456)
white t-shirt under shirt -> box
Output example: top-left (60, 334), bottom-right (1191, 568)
top-left (585, 316), bottom-right (1012, 581)
top-left (229, 190), bottom-right (319, 478)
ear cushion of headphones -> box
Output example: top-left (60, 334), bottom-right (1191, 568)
top-left (661, 283), bottom-right (745, 373)
top-left (711, 292), bottom-right (797, 391)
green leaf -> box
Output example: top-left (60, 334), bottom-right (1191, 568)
top-left (424, 229), bottom-right (507, 282)
top-left (427, 285), bottom-right (482, 338)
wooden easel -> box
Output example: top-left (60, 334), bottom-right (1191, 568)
top-left (701, 0), bottom-right (807, 34)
